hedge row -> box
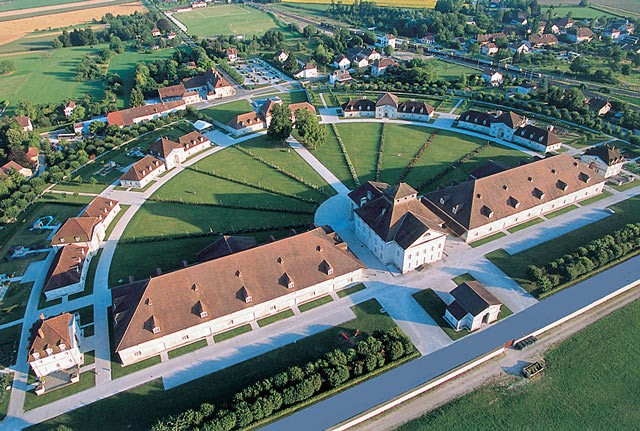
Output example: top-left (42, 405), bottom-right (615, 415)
top-left (398, 131), bottom-right (437, 183)
top-left (119, 223), bottom-right (312, 245)
top-left (331, 124), bottom-right (360, 187)
top-left (527, 223), bottom-right (640, 293)
top-left (217, 61), bottom-right (245, 85)
top-left (416, 142), bottom-right (490, 192)
top-left (234, 145), bottom-right (333, 198)
top-left (186, 166), bottom-right (320, 205)
top-left (150, 328), bottom-right (415, 431)
top-left (374, 124), bottom-right (387, 182)
top-left (147, 197), bottom-right (315, 215)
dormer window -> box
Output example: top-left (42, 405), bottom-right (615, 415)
top-left (556, 180), bottom-right (568, 191)
top-left (200, 311), bottom-right (209, 319)
top-left (152, 326), bottom-right (161, 334)
top-left (319, 260), bottom-right (333, 276)
top-left (277, 257), bottom-right (284, 264)
top-left (481, 205), bottom-right (494, 218)
top-left (45, 348), bottom-right (53, 355)
top-left (533, 188), bottom-right (545, 199)
top-left (32, 352), bottom-right (40, 359)
top-left (508, 196), bottom-right (520, 208)
top-left (440, 195), bottom-right (450, 205)
top-left (579, 172), bottom-right (591, 183)
top-left (59, 238), bottom-right (65, 243)
top-left (74, 236), bottom-right (80, 241)
top-left (59, 343), bottom-right (66, 351)
top-left (452, 203), bottom-right (463, 214)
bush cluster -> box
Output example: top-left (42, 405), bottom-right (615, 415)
top-left (527, 223), bottom-right (640, 293)
top-left (151, 328), bottom-right (415, 431)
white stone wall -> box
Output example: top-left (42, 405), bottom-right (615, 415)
top-left (468, 303), bottom-right (502, 331)
top-left (229, 122), bottom-right (266, 137)
top-left (117, 270), bottom-right (363, 366)
top-left (511, 134), bottom-right (562, 152)
top-left (457, 121), bottom-right (491, 135)
top-left (119, 164), bottom-right (166, 189)
top-left (464, 181), bottom-right (605, 241)
top-left (100, 203), bottom-right (121, 231)
top-left (343, 110), bottom-right (376, 118)
top-left (376, 105), bottom-right (397, 119)
top-left (397, 112), bottom-right (432, 122)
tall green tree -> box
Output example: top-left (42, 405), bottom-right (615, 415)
top-left (267, 104), bottom-right (293, 143)
top-left (129, 87), bottom-right (145, 108)
top-left (295, 109), bottom-right (326, 150)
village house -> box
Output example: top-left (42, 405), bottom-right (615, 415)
top-left (511, 124), bottom-right (563, 152)
top-left (227, 111), bottom-right (266, 136)
top-left (148, 131), bottom-right (211, 170)
top-left (181, 67), bottom-right (235, 100)
top-left (157, 84), bottom-right (202, 105)
top-left (568, 27), bottom-right (596, 43)
top-left (294, 63), bottom-right (318, 79)
top-left (51, 216), bottom-right (104, 253)
top-left (512, 40), bottom-right (532, 55)
top-left (552, 17), bottom-right (574, 32)
top-left (376, 34), bottom-right (397, 49)
top-left (0, 160), bottom-right (32, 178)
top-left (44, 245), bottom-right (91, 301)
top-left (481, 43), bottom-right (499, 56)
top-left (481, 70), bottom-right (503, 87)
top-left (581, 144), bottom-right (625, 178)
top-left (119, 155), bottom-right (166, 189)
top-left (332, 54), bottom-right (351, 70)
top-left (476, 32), bottom-right (507, 45)
top-left (226, 47), bottom-right (238, 63)
top-left (28, 313), bottom-right (84, 395)
top-left (275, 50), bottom-right (289, 63)
top-left (371, 57), bottom-right (398, 77)
top-left (444, 281), bottom-right (502, 332)
top-left (288, 102), bottom-right (317, 123)
top-left (529, 34), bottom-right (559, 48)
top-left (15, 115), bottom-right (33, 132)
top-left (152, 28), bottom-right (162, 37)
top-left (348, 182), bottom-right (447, 273)
top-left (587, 98), bottom-right (612, 116)
top-left (26, 147), bottom-right (39, 170)
top-left (63, 101), bottom-right (76, 118)
top-left (342, 93), bottom-right (434, 121)
top-left (424, 154), bottom-right (606, 242)
top-left (329, 69), bottom-right (352, 85)
top-left (107, 101), bottom-right (186, 128)
top-left (111, 226), bottom-right (364, 365)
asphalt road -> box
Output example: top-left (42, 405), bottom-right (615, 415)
top-left (263, 255), bottom-right (640, 431)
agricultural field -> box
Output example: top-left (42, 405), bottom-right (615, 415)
top-left (398, 297), bottom-right (640, 431)
top-left (282, 0), bottom-right (437, 8)
top-left (176, 4), bottom-right (282, 38)
top-left (540, 5), bottom-right (618, 19)
top-left (540, 0), bottom-right (640, 15)
top-left (0, 0), bottom-right (86, 12)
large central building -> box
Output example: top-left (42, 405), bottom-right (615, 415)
top-left (111, 227), bottom-right (364, 365)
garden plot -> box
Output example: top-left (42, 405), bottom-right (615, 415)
top-left (232, 58), bottom-right (288, 86)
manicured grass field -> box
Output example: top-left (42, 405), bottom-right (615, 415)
top-left (451, 273), bottom-right (476, 285)
top-left (213, 324), bottom-right (252, 343)
top-left (507, 217), bottom-right (544, 233)
top-left (200, 99), bottom-right (253, 125)
top-left (167, 339), bottom-right (208, 359)
top-left (469, 232), bottom-right (507, 248)
top-left (379, 124), bottom-right (434, 185)
top-left (178, 4), bottom-right (280, 38)
top-left (254, 90), bottom-right (308, 106)
top-left (32, 299), bottom-right (406, 431)
top-left (0, 324), bottom-right (21, 368)
top-left (40, 192), bottom-right (93, 205)
top-left (23, 372), bottom-right (95, 411)
top-left (299, 295), bottom-right (333, 312)
top-left (487, 195), bottom-right (640, 296)
top-left (544, 204), bottom-right (579, 219)
top-left (335, 122), bottom-right (382, 183)
top-left (337, 283), bottom-right (365, 298)
top-left (541, 5), bottom-right (618, 19)
top-left (398, 297), bottom-right (640, 431)
top-left (425, 58), bottom-right (479, 81)
top-left (0, 281), bottom-right (36, 327)
top-left (257, 309), bottom-right (295, 327)
top-left (610, 180), bottom-right (639, 192)
top-left (313, 125), bottom-right (358, 191)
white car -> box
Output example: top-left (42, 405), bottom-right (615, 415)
top-left (604, 207), bottom-right (615, 214)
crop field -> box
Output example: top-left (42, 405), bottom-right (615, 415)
top-left (0, 2), bottom-right (144, 46)
top-left (282, 0), bottom-right (437, 8)
top-left (0, 0), bottom-right (86, 12)
top-left (177, 4), bottom-right (281, 38)
top-left (540, 0), bottom-right (640, 15)
top-left (398, 297), bottom-right (640, 431)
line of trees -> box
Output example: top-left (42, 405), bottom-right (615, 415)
top-left (527, 223), bottom-right (640, 293)
top-left (150, 328), bottom-right (415, 431)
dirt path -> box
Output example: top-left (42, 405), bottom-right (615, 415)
top-left (352, 284), bottom-right (640, 431)
top-left (0, 2), bottom-right (143, 46)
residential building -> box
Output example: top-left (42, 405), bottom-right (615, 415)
top-left (329, 69), bottom-right (352, 85)
top-left (332, 54), bottom-right (351, 70)
top-left (227, 111), bottom-right (266, 136)
top-left (119, 155), bottom-right (166, 189)
top-left (581, 144), bottom-right (625, 178)
top-left (26, 147), bottom-right (39, 170)
top-left (28, 313), bottom-right (84, 393)
top-left (288, 102), bottom-right (317, 122)
top-left (107, 101), bottom-right (186, 128)
top-left (529, 33), bottom-right (559, 48)
top-left (476, 32), bottom-right (507, 45)
top-left (0, 160), bottom-right (32, 178)
top-left (348, 182), bottom-right (447, 273)
top-left (275, 51), bottom-right (289, 62)
top-left (481, 43), bottom-right (499, 56)
top-left (227, 47), bottom-right (238, 63)
top-left (512, 40), bottom-right (532, 54)
top-left (371, 57), bottom-right (398, 77)
top-left (568, 27), bottom-right (595, 43)
top-left (376, 34), bottom-right (397, 48)
top-left (294, 63), bottom-right (318, 79)
top-left (51, 217), bottom-right (104, 252)
top-left (481, 70), bottom-right (503, 87)
top-left (457, 109), bottom-right (527, 141)
top-left (342, 93), bottom-right (434, 121)
top-left (111, 226), bottom-right (364, 365)
top-left (444, 281), bottom-right (502, 332)
top-left (182, 68), bottom-right (235, 100)
top-left (81, 196), bottom-right (121, 232)
top-left (552, 17), bottom-right (574, 31)
top-left (157, 84), bottom-right (202, 105)
top-left (512, 124), bottom-right (562, 152)
top-left (148, 132), bottom-right (211, 169)
top-left (15, 115), bottom-right (33, 132)
top-left (341, 99), bottom-right (377, 118)
top-left (63, 101), bottom-right (76, 118)
top-left (424, 154), bottom-right (606, 242)
top-left (44, 245), bottom-right (91, 301)
top-left (587, 98), bottom-right (612, 116)
top-left (152, 28), bottom-right (162, 37)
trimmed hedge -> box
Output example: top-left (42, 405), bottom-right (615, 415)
top-left (417, 142), bottom-right (490, 192)
top-left (331, 124), bottom-right (360, 187)
top-left (398, 131), bottom-right (437, 183)
top-left (150, 328), bottom-right (415, 431)
top-left (375, 124), bottom-right (387, 181)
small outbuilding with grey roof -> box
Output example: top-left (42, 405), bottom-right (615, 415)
top-left (443, 281), bottom-right (502, 332)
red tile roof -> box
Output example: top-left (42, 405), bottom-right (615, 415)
top-left (51, 217), bottom-right (99, 247)
top-left (120, 155), bottom-right (164, 182)
top-left (44, 245), bottom-right (88, 293)
top-left (28, 313), bottom-right (74, 362)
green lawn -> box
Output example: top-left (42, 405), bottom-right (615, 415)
top-left (40, 192), bottom-right (94, 205)
top-left (610, 180), bottom-right (639, 192)
top-left (486, 195), bottom-right (640, 296)
top-left (255, 90), bottom-right (308, 105)
top-left (257, 309), bottom-right (295, 327)
top-left (0, 324), bottom-right (21, 368)
top-left (84, 350), bottom-right (95, 365)
top-left (451, 273), bottom-right (476, 285)
top-left (425, 58), bottom-right (479, 81)
top-left (0, 0), bottom-right (87, 12)
top-left (213, 324), bottom-right (252, 343)
top-left (0, 371), bottom-right (13, 420)
top-left (0, 282), bottom-right (34, 326)
top-left (51, 182), bottom-right (108, 194)
top-left (541, 5), bottom-right (618, 19)
top-left (337, 283), bottom-right (366, 298)
top-left (544, 204), bottom-right (579, 219)
top-left (506, 217), bottom-right (545, 233)
top-left (200, 99), bottom-right (253, 125)
top-left (469, 232), bottom-right (507, 248)
top-left (312, 125), bottom-right (357, 190)
top-left (578, 190), bottom-right (613, 206)
top-left (24, 372), bottom-right (95, 411)
top-left (0, 46), bottom-right (105, 107)
top-left (75, 305), bottom-right (94, 326)
top-left (379, 124), bottom-right (434, 185)
top-left (298, 295), bottom-right (334, 312)
top-left (335, 122), bottom-right (382, 184)
top-left (178, 4), bottom-right (282, 38)
top-left (104, 205), bottom-right (129, 240)
top-left (398, 297), bottom-right (640, 431)
top-left (167, 340), bottom-right (208, 360)
top-left (31, 299), bottom-right (405, 431)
